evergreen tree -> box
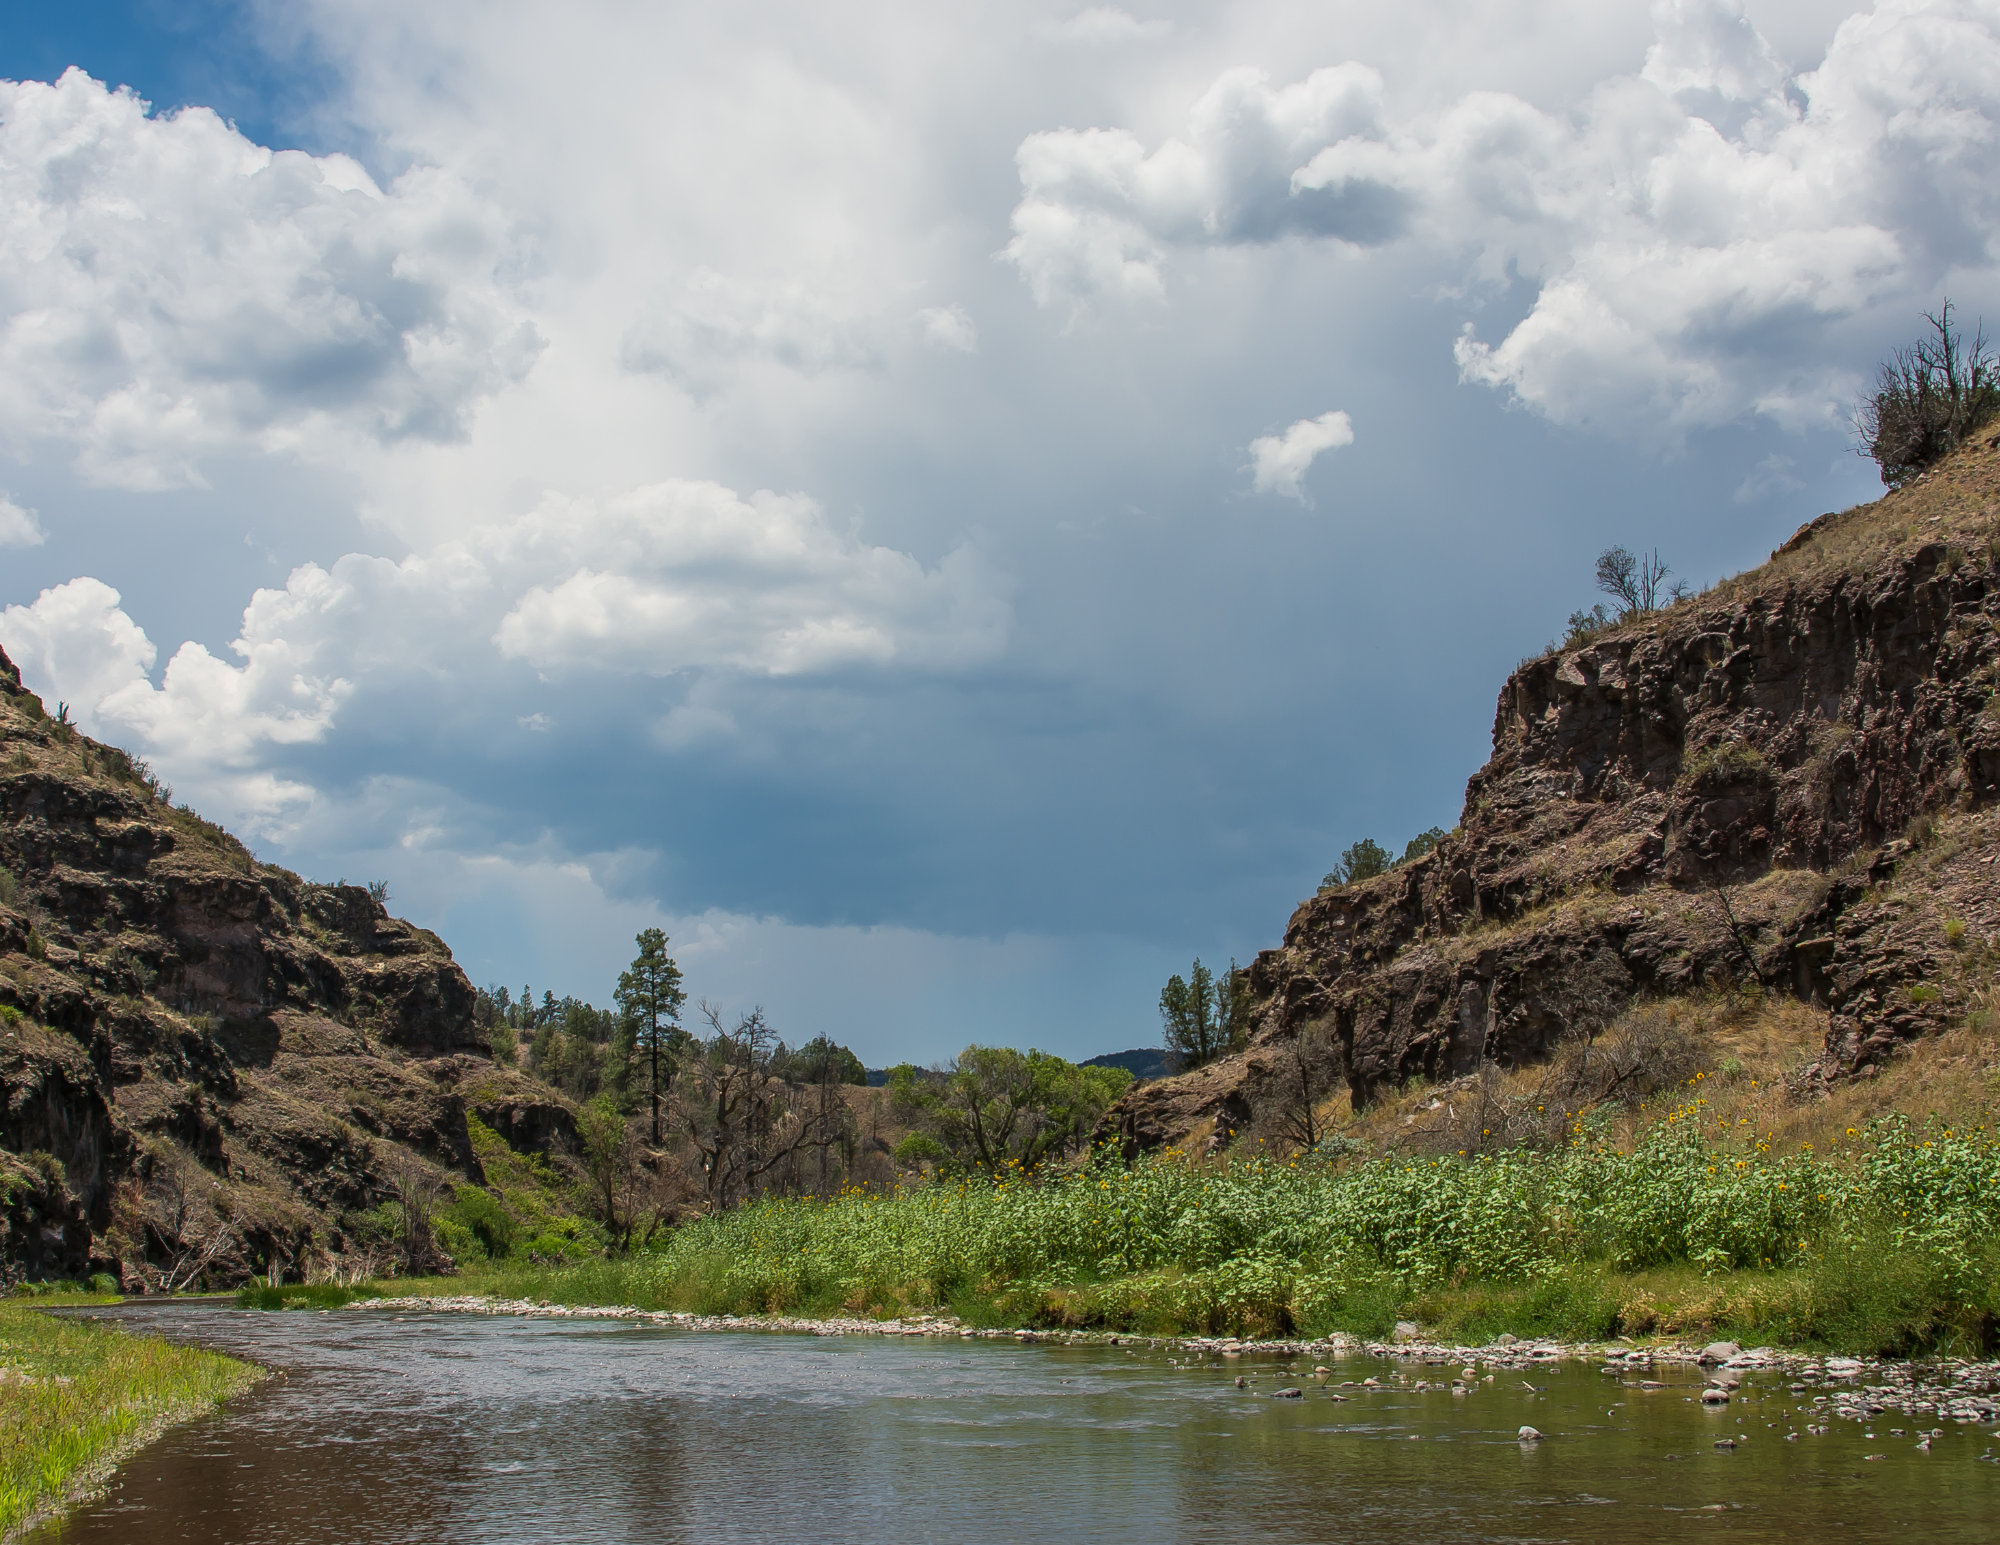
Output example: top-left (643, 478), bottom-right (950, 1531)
top-left (1158, 958), bottom-right (1247, 1071)
top-left (615, 928), bottom-right (686, 1143)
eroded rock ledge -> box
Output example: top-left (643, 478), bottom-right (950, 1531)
top-left (1109, 436), bottom-right (2000, 1152)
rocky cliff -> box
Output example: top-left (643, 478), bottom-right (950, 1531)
top-left (0, 648), bottom-right (564, 1286)
top-left (1109, 433), bottom-right (2000, 1154)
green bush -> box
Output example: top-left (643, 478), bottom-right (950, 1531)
top-left (443, 1189), bottom-right (517, 1259)
top-left (581, 1107), bottom-right (2000, 1350)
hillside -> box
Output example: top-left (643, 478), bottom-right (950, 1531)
top-left (1108, 432), bottom-right (2000, 1154)
top-left (0, 657), bottom-right (571, 1287)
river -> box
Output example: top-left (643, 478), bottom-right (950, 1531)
top-left (31, 1303), bottom-right (1999, 1543)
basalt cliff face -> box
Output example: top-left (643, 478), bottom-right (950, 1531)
top-left (1109, 434), bottom-right (2000, 1155)
top-left (0, 648), bottom-right (562, 1285)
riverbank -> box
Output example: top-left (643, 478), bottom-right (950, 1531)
top-left (350, 1291), bottom-right (2000, 1434)
top-left (373, 1089), bottom-right (2000, 1358)
top-left (0, 1296), bottom-right (261, 1542)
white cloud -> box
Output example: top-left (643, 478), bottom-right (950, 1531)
top-left (1008, 0), bottom-right (2000, 440)
top-left (1034, 8), bottom-right (1174, 46)
top-left (0, 494), bottom-right (42, 547)
top-left (1005, 63), bottom-right (1392, 310)
top-left (917, 303), bottom-right (979, 352)
top-left (621, 269), bottom-right (880, 388)
top-left (0, 69), bottom-right (542, 488)
top-left (1248, 409), bottom-right (1354, 500)
top-left (489, 481), bottom-right (1008, 675)
top-left (0, 574), bottom-right (350, 827)
top-left (0, 470), bottom-right (1009, 825)
top-left (0, 577), bottom-right (156, 722)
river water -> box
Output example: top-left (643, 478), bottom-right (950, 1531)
top-left (32, 1304), bottom-right (1999, 1544)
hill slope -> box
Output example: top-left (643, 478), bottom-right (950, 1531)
top-left (0, 654), bottom-right (566, 1286)
top-left (1109, 433), bottom-right (2000, 1154)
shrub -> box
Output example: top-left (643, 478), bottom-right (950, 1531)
top-left (1322, 838), bottom-right (1391, 889)
top-left (1680, 740), bottom-right (1771, 792)
top-left (1400, 827), bottom-right (1448, 864)
top-left (1856, 301), bottom-right (2000, 487)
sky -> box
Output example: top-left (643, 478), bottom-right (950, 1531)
top-left (0, 0), bottom-right (1989, 1065)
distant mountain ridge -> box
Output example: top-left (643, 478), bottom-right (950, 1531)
top-left (1081, 1047), bottom-right (1172, 1082)
top-left (863, 1046), bottom-right (1173, 1088)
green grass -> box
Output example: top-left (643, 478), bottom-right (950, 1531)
top-left (0, 1296), bottom-right (261, 1537)
top-left (370, 1107), bottom-right (2000, 1357)
top-left (235, 1282), bottom-right (383, 1311)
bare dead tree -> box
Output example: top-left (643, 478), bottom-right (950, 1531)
top-left (381, 1149), bottom-right (453, 1274)
top-left (142, 1144), bottom-right (243, 1291)
top-left (678, 1004), bottom-right (854, 1211)
top-left (1595, 546), bottom-right (1680, 618)
top-left (1267, 1020), bottom-right (1344, 1153)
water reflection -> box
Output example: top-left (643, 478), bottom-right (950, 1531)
top-left (32, 1305), bottom-right (1999, 1543)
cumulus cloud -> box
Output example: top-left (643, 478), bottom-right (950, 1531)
top-left (621, 270), bottom-right (880, 387)
top-left (0, 493), bottom-right (41, 546)
top-left (1248, 410), bottom-right (1354, 500)
top-left (0, 68), bottom-right (542, 487)
top-left (489, 482), bottom-right (1008, 675)
top-left (0, 575), bottom-right (349, 826)
top-left (917, 304), bottom-right (979, 352)
top-left (1008, 0), bottom-right (2000, 439)
top-left (1034, 8), bottom-right (1174, 46)
top-left (0, 475), bottom-right (1009, 823)
top-left (1005, 63), bottom-right (1393, 310)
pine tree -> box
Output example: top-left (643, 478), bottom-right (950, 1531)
top-left (615, 929), bottom-right (686, 1143)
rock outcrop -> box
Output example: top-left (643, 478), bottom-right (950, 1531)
top-left (0, 656), bottom-right (569, 1286)
top-left (1108, 436), bottom-right (2000, 1153)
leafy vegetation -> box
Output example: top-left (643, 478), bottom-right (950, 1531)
top-left (1155, 959), bottom-right (1247, 1070)
top-left (0, 1296), bottom-right (259, 1536)
top-left (446, 1104), bottom-right (1999, 1354)
top-left (1316, 827), bottom-right (1451, 895)
top-left (888, 1047), bottom-right (1129, 1175)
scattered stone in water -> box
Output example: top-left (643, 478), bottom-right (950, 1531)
top-left (1715, 1439), bottom-right (1737, 1449)
top-left (1274, 1388), bottom-right (1303, 1399)
top-left (1701, 1389), bottom-right (1731, 1405)
top-left (1518, 1426), bottom-right (1542, 1442)
top-left (1698, 1342), bottom-right (1742, 1366)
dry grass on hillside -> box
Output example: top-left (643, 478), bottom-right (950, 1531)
top-left (1295, 987), bottom-right (2000, 1171)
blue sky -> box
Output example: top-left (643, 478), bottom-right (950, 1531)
top-left (0, 0), bottom-right (1972, 1063)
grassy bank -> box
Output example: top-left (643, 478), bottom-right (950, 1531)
top-left (0, 1297), bottom-right (261, 1540)
top-left (373, 1096), bottom-right (1999, 1357)
top-left (347, 996), bottom-right (2000, 1359)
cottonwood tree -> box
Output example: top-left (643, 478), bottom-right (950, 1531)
top-left (888, 1046), bottom-right (1130, 1176)
top-left (616, 928), bottom-right (686, 1143)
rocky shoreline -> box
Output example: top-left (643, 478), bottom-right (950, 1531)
top-left (352, 1295), bottom-right (2000, 1428)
